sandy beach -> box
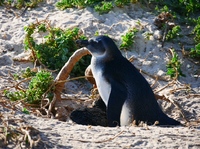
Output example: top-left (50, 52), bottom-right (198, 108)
top-left (0, 1), bottom-right (200, 148)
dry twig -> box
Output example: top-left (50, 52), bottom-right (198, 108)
top-left (54, 47), bottom-right (90, 99)
top-left (74, 130), bottom-right (125, 143)
top-left (167, 95), bottom-right (189, 122)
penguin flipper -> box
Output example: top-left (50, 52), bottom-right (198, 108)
top-left (107, 79), bottom-right (127, 127)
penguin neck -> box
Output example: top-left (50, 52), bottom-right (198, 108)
top-left (91, 56), bottom-right (103, 70)
top-left (91, 51), bottom-right (118, 63)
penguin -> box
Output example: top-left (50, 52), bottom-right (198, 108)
top-left (76, 35), bottom-right (180, 127)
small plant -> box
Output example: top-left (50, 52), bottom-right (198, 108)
top-left (24, 19), bottom-right (90, 76)
top-left (11, 67), bottom-right (37, 81)
top-left (166, 25), bottom-right (181, 41)
top-left (190, 43), bottom-right (200, 59)
top-left (5, 69), bottom-right (54, 105)
top-left (94, 1), bottom-right (113, 14)
top-left (177, 0), bottom-right (200, 16)
top-left (4, 90), bottom-right (26, 102)
top-left (166, 49), bottom-right (185, 79)
top-left (193, 17), bottom-right (200, 43)
top-left (55, 0), bottom-right (136, 14)
top-left (120, 28), bottom-right (138, 50)
top-left (22, 108), bottom-right (30, 114)
top-left (25, 70), bottom-right (54, 104)
top-left (151, 0), bottom-right (200, 16)
top-left (56, 0), bottom-right (76, 10)
top-left (94, 31), bottom-right (99, 36)
top-left (114, 0), bottom-right (130, 7)
top-left (189, 17), bottom-right (200, 59)
top-left (1, 0), bottom-right (42, 9)
top-left (56, 0), bottom-right (101, 10)
top-left (155, 5), bottom-right (170, 13)
top-left (21, 67), bottom-right (37, 78)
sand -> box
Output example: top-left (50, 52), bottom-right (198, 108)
top-left (0, 1), bottom-right (200, 148)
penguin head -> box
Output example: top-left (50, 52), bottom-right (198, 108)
top-left (76, 36), bottom-right (121, 58)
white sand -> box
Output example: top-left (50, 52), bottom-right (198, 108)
top-left (0, 1), bottom-right (200, 148)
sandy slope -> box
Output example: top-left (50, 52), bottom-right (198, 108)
top-left (0, 1), bottom-right (200, 148)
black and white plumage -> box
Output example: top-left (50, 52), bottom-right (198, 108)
top-left (76, 35), bottom-right (180, 127)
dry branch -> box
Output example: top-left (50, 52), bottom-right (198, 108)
top-left (155, 94), bottom-right (188, 122)
top-left (54, 48), bottom-right (90, 99)
top-left (0, 100), bottom-right (43, 148)
top-left (74, 130), bottom-right (125, 143)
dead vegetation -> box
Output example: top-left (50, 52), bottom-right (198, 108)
top-left (0, 98), bottom-right (48, 148)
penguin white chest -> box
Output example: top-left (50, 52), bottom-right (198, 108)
top-left (91, 65), bottom-right (111, 106)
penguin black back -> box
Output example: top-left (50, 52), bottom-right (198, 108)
top-left (76, 35), bottom-right (180, 127)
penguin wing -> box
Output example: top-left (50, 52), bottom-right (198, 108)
top-left (106, 77), bottom-right (128, 127)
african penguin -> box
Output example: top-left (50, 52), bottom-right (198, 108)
top-left (76, 35), bottom-right (180, 127)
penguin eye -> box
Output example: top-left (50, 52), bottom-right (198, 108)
top-left (89, 38), bottom-right (99, 44)
top-left (89, 39), bottom-right (102, 49)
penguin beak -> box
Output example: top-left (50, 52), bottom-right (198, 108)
top-left (76, 39), bottom-right (89, 47)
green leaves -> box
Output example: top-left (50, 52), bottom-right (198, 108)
top-left (152, 0), bottom-right (200, 16)
top-left (21, 67), bottom-right (37, 78)
top-left (166, 25), bottom-right (181, 41)
top-left (56, 0), bottom-right (74, 10)
top-left (189, 17), bottom-right (200, 60)
top-left (120, 28), bottom-right (138, 50)
top-left (24, 21), bottom-right (90, 76)
top-left (38, 24), bottom-right (47, 32)
top-left (190, 43), bottom-right (200, 59)
top-left (180, 0), bottom-right (200, 15)
top-left (166, 49), bottom-right (185, 79)
top-left (5, 69), bottom-right (54, 105)
top-left (4, 90), bottom-right (26, 102)
top-left (193, 17), bottom-right (200, 43)
top-left (94, 1), bottom-right (113, 14)
top-left (22, 108), bottom-right (30, 114)
top-left (26, 71), bottom-right (54, 104)
top-left (56, 0), bottom-right (133, 14)
top-left (56, 0), bottom-right (102, 10)
top-left (155, 5), bottom-right (170, 13)
top-left (6, 20), bottom-right (91, 107)
top-left (114, 0), bottom-right (130, 7)
top-left (1, 0), bottom-right (42, 9)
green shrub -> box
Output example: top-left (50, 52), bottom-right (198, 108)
top-left (4, 90), bottom-right (26, 102)
top-left (55, 0), bottom-right (139, 14)
top-left (189, 17), bottom-right (200, 59)
top-left (190, 43), bottom-right (200, 59)
top-left (150, 0), bottom-right (200, 16)
top-left (120, 28), bottom-right (138, 50)
top-left (193, 17), bottom-right (200, 43)
top-left (24, 20), bottom-right (90, 76)
top-left (166, 49), bottom-right (185, 79)
top-left (155, 5), bottom-right (170, 13)
top-left (25, 71), bottom-right (54, 104)
top-left (1, 0), bottom-right (43, 9)
top-left (5, 70), bottom-right (54, 105)
top-left (56, 0), bottom-right (102, 10)
top-left (114, 0), bottom-right (130, 7)
top-left (166, 25), bottom-right (181, 41)
top-left (22, 107), bottom-right (30, 114)
top-left (94, 1), bottom-right (113, 14)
